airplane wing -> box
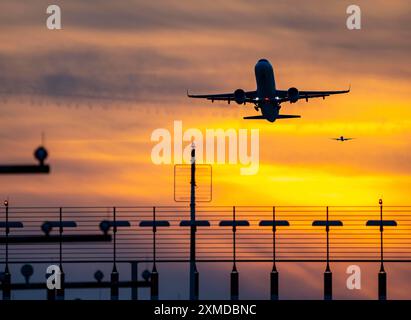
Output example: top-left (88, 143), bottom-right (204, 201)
top-left (187, 90), bottom-right (257, 104)
top-left (276, 87), bottom-right (350, 103)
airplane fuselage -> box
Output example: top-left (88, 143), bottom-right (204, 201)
top-left (254, 59), bottom-right (279, 122)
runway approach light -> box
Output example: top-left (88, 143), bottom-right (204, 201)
top-left (0, 145), bottom-right (50, 174)
top-left (34, 146), bottom-right (48, 165)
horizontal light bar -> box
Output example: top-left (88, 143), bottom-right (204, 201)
top-left (312, 220), bottom-right (343, 227)
top-left (0, 165), bottom-right (50, 174)
top-left (0, 222), bottom-right (24, 229)
top-left (259, 220), bottom-right (290, 227)
top-left (366, 220), bottom-right (397, 227)
top-left (219, 220), bottom-right (250, 227)
top-left (179, 220), bottom-right (210, 227)
top-left (140, 221), bottom-right (170, 227)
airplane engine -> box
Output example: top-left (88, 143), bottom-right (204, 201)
top-left (234, 88), bottom-right (246, 104)
top-left (287, 87), bottom-right (299, 103)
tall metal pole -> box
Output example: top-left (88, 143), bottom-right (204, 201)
top-left (5, 201), bottom-right (9, 274)
top-left (3, 200), bottom-right (11, 300)
top-left (233, 206), bottom-right (236, 271)
top-left (380, 200), bottom-right (384, 272)
top-left (271, 206), bottom-right (279, 300)
top-left (111, 206), bottom-right (119, 300)
top-left (272, 206), bottom-right (276, 272)
top-left (378, 199), bottom-right (387, 300)
top-left (57, 207), bottom-right (65, 300)
top-left (326, 206), bottom-right (330, 272)
top-left (189, 144), bottom-right (197, 300)
top-left (113, 207), bottom-right (117, 273)
top-left (59, 207), bottom-right (63, 271)
top-left (324, 206), bottom-right (332, 300)
top-left (151, 206), bottom-right (159, 300)
top-left (365, 199), bottom-right (395, 300)
top-left (153, 207), bottom-right (157, 271)
top-left (230, 206), bottom-right (239, 300)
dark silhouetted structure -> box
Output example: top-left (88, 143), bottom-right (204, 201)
top-left (0, 145), bottom-right (50, 174)
top-left (259, 206), bottom-right (290, 300)
top-left (312, 207), bottom-right (343, 300)
top-left (220, 206), bottom-right (249, 300)
top-left (140, 207), bottom-right (170, 300)
top-left (366, 199), bottom-right (397, 300)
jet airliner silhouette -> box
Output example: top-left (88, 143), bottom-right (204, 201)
top-left (188, 59), bottom-right (350, 122)
top-left (332, 136), bottom-right (354, 142)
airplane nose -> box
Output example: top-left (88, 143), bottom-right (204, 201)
top-left (255, 59), bottom-right (272, 73)
top-left (255, 59), bottom-right (269, 72)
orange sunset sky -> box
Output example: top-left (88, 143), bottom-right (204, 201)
top-left (0, 0), bottom-right (410, 207)
top-left (0, 0), bottom-right (411, 300)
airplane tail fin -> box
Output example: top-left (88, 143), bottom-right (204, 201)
top-left (277, 114), bottom-right (301, 119)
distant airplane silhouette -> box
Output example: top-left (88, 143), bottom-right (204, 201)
top-left (332, 136), bottom-right (354, 142)
top-left (188, 58), bottom-right (350, 122)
